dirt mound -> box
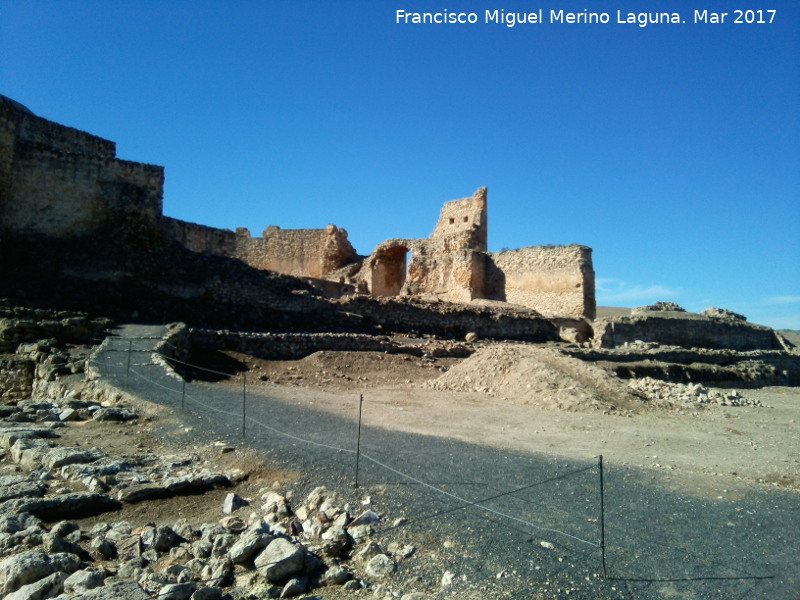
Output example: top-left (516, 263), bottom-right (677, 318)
top-left (223, 350), bottom-right (458, 392)
top-left (425, 344), bottom-right (646, 413)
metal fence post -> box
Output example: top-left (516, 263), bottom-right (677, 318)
top-left (181, 360), bottom-right (186, 410)
top-left (126, 340), bottom-right (132, 387)
top-left (354, 394), bottom-right (364, 488)
top-left (242, 373), bottom-right (247, 439)
top-left (599, 454), bottom-right (608, 579)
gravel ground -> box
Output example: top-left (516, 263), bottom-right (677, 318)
top-left (95, 325), bottom-right (800, 600)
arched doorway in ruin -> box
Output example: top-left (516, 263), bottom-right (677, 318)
top-left (370, 244), bottom-right (410, 297)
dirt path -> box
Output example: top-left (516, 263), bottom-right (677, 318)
top-left (223, 348), bottom-right (800, 496)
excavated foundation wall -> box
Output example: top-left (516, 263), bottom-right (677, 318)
top-left (593, 314), bottom-right (783, 351)
top-left (186, 330), bottom-right (472, 362)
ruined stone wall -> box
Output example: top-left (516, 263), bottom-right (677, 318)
top-left (0, 97), bottom-right (598, 321)
top-left (0, 357), bottom-right (34, 401)
top-left (487, 245), bottom-right (595, 319)
top-left (1, 96), bottom-right (115, 158)
top-left (339, 296), bottom-right (559, 341)
top-left (354, 188), bottom-right (490, 301)
top-left (431, 187), bottom-right (488, 252)
top-left (187, 329), bottom-right (473, 361)
top-left (347, 189), bottom-right (595, 315)
top-left (164, 217), bottom-right (238, 256)
top-left (166, 218), bottom-right (358, 281)
top-left (0, 96), bottom-right (163, 238)
top-left (5, 146), bottom-right (110, 236)
top-left (235, 225), bottom-right (357, 279)
top-left (404, 248), bottom-right (485, 302)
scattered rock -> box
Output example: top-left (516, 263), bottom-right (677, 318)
top-left (254, 538), bottom-right (306, 582)
top-left (441, 570), bottom-right (456, 588)
top-left (159, 582), bottom-right (198, 600)
top-left (703, 307), bottom-right (747, 322)
top-left (190, 586), bottom-right (224, 600)
top-left (0, 548), bottom-right (81, 596)
top-left (633, 302), bottom-right (686, 313)
top-left (365, 553), bottom-right (395, 580)
top-left (71, 580), bottom-right (150, 599)
top-left (4, 570), bottom-right (67, 600)
top-left (222, 492), bottom-right (248, 514)
top-left (92, 407), bottom-right (138, 422)
top-left (228, 528), bottom-right (273, 564)
top-left (63, 567), bottom-right (106, 594)
top-left (348, 509), bottom-right (380, 528)
top-left (280, 576), bottom-right (308, 597)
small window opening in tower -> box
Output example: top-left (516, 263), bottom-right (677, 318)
top-left (449, 218), bottom-right (455, 224)
top-left (463, 216), bottom-right (469, 223)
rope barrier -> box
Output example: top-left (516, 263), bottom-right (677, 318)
top-left (83, 330), bottom-right (780, 597)
top-left (103, 340), bottom-right (601, 550)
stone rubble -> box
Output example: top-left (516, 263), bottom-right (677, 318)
top-left (0, 337), bottom-right (427, 600)
top-left (632, 302), bottom-right (686, 314)
top-left (627, 377), bottom-right (760, 408)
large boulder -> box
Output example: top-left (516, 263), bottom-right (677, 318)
top-left (3, 571), bottom-right (67, 600)
top-left (0, 548), bottom-right (82, 596)
top-left (253, 538), bottom-right (306, 583)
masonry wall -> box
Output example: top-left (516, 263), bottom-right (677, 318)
top-left (166, 218), bottom-right (358, 280)
top-left (405, 248), bottom-right (485, 301)
top-left (592, 314), bottom-right (782, 351)
top-left (0, 97), bottom-right (598, 320)
top-left (431, 187), bottom-right (488, 252)
top-left (359, 188), bottom-right (490, 301)
top-left (488, 245), bottom-right (596, 319)
top-left (235, 225), bottom-right (357, 279)
top-left (164, 217), bottom-right (237, 256)
top-left (2, 97), bottom-right (115, 158)
top-left (0, 96), bottom-right (163, 238)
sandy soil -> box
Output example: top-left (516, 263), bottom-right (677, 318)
top-left (219, 346), bottom-right (800, 497)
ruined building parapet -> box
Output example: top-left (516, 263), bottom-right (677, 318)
top-left (431, 186), bottom-right (488, 252)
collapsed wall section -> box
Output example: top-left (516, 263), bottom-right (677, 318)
top-left (166, 218), bottom-right (358, 281)
top-left (236, 225), bottom-right (357, 279)
top-left (164, 217), bottom-right (237, 256)
top-left (358, 188), bottom-right (490, 302)
top-left (487, 245), bottom-right (596, 319)
top-left (404, 247), bottom-right (486, 302)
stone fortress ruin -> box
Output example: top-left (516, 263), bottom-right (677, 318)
top-left (0, 93), bottom-right (797, 385)
top-left (0, 94), bottom-right (595, 320)
top-left (2, 98), bottom-right (800, 600)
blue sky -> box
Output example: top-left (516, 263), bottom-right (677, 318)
top-left (2, 1), bottom-right (798, 328)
